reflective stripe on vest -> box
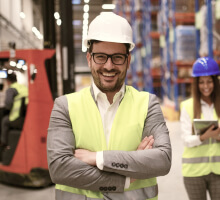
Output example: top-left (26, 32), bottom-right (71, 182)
top-left (57, 86), bottom-right (158, 200)
top-left (9, 82), bottom-right (28, 121)
top-left (55, 184), bottom-right (158, 200)
top-left (180, 98), bottom-right (220, 177)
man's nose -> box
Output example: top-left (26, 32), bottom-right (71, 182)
top-left (104, 57), bottom-right (114, 69)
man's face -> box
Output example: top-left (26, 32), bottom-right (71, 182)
top-left (87, 42), bottom-right (131, 93)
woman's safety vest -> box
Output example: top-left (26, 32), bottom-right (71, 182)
top-left (56, 86), bottom-right (158, 200)
top-left (180, 98), bottom-right (220, 177)
top-left (9, 82), bottom-right (28, 121)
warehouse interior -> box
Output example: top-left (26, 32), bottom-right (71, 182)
top-left (0, 0), bottom-right (219, 199)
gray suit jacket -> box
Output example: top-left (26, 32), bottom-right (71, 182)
top-left (47, 88), bottom-right (172, 199)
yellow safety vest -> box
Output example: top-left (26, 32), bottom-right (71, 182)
top-left (180, 98), bottom-right (220, 177)
top-left (56, 86), bottom-right (158, 200)
top-left (9, 82), bottom-right (28, 121)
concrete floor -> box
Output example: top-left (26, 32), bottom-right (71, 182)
top-left (0, 121), bottom-right (211, 200)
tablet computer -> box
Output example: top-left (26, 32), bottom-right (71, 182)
top-left (193, 119), bottom-right (218, 135)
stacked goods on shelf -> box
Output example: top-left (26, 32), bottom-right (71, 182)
top-left (175, 0), bottom-right (204, 13)
top-left (175, 25), bottom-right (196, 62)
top-left (199, 2), bottom-right (220, 61)
top-left (114, 0), bottom-right (161, 94)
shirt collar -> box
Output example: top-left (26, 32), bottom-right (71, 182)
top-left (200, 99), bottom-right (213, 107)
top-left (92, 81), bottom-right (125, 102)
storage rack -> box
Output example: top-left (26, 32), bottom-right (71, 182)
top-left (114, 0), bottom-right (220, 111)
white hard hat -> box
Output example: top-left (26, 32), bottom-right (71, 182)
top-left (84, 12), bottom-right (135, 51)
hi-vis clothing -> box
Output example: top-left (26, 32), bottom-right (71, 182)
top-left (180, 98), bottom-right (220, 177)
top-left (47, 86), bottom-right (171, 200)
top-left (8, 82), bottom-right (28, 121)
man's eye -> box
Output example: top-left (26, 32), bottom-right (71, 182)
top-left (96, 55), bottom-right (106, 59)
top-left (114, 55), bottom-right (124, 59)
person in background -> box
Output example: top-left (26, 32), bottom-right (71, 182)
top-left (0, 72), bottom-right (28, 147)
top-left (47, 12), bottom-right (171, 200)
top-left (180, 57), bottom-right (220, 200)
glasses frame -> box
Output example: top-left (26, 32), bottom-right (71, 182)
top-left (91, 53), bottom-right (128, 65)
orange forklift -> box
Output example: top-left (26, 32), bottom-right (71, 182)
top-left (0, 49), bottom-right (55, 187)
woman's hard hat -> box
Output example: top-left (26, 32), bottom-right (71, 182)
top-left (192, 57), bottom-right (220, 77)
top-left (84, 12), bottom-right (135, 51)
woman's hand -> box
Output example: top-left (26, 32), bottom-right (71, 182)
top-left (200, 125), bottom-right (220, 141)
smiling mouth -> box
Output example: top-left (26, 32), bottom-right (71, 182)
top-left (102, 72), bottom-right (117, 77)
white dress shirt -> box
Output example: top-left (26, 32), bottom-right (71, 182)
top-left (92, 82), bottom-right (130, 189)
top-left (180, 99), bottom-right (215, 148)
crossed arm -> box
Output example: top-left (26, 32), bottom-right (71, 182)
top-left (47, 94), bottom-right (171, 192)
top-left (74, 135), bottom-right (154, 166)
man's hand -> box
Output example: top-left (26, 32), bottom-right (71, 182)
top-left (74, 149), bottom-right (97, 166)
top-left (137, 135), bottom-right (154, 150)
top-left (131, 135), bottom-right (154, 184)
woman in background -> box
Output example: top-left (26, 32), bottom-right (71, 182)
top-left (180, 57), bottom-right (220, 200)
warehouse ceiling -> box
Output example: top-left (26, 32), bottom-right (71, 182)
top-left (72, 0), bottom-right (114, 50)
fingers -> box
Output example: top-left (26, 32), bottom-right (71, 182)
top-left (137, 135), bottom-right (154, 150)
top-left (144, 138), bottom-right (154, 150)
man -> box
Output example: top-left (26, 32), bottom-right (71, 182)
top-left (47, 12), bottom-right (171, 200)
top-left (0, 72), bottom-right (28, 147)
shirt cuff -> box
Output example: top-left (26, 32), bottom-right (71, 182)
top-left (125, 177), bottom-right (130, 189)
top-left (96, 151), bottom-right (104, 170)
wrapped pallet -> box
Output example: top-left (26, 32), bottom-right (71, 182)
top-left (175, 25), bottom-right (196, 61)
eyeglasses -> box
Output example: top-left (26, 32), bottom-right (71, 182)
top-left (91, 53), bottom-right (128, 65)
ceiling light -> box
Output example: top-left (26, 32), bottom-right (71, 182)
top-left (8, 69), bottom-right (14, 74)
top-left (16, 63), bottom-right (22, 69)
top-left (57, 19), bottom-right (62, 26)
top-left (83, 13), bottom-right (89, 20)
top-left (32, 27), bottom-right (43, 39)
top-left (84, 0), bottom-right (90, 3)
top-left (84, 4), bottom-right (89, 12)
top-left (54, 12), bottom-right (60, 19)
top-left (83, 19), bottom-right (88, 25)
top-left (9, 61), bottom-right (16, 67)
top-left (102, 4), bottom-right (115, 9)
top-left (22, 65), bottom-right (27, 71)
top-left (20, 12), bottom-right (26, 19)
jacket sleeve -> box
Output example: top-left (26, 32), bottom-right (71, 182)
top-left (102, 94), bottom-right (172, 179)
top-left (47, 96), bottom-right (126, 192)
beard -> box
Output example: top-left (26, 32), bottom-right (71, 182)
top-left (90, 65), bottom-right (128, 93)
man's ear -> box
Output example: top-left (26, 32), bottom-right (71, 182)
top-left (127, 53), bottom-right (131, 69)
top-left (86, 52), bottom-right (91, 68)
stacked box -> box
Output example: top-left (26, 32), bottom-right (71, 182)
top-left (175, 0), bottom-right (205, 13)
top-left (175, 25), bottom-right (196, 61)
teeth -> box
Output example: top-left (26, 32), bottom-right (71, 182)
top-left (102, 72), bottom-right (116, 77)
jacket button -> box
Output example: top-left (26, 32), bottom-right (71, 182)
top-left (103, 187), bottom-right (107, 191)
top-left (124, 164), bottom-right (128, 168)
top-left (99, 187), bottom-right (103, 191)
top-left (120, 164), bottom-right (124, 168)
top-left (116, 163), bottom-right (120, 167)
top-left (112, 162), bottom-right (116, 167)
top-left (108, 187), bottom-right (112, 191)
top-left (112, 186), bottom-right (116, 191)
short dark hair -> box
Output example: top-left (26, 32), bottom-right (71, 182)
top-left (88, 40), bottom-right (130, 54)
top-left (7, 73), bottom-right (17, 83)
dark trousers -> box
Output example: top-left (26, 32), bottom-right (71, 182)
top-left (184, 173), bottom-right (220, 200)
top-left (1, 115), bottom-right (24, 145)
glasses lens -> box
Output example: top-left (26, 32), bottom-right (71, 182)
top-left (93, 54), bottom-right (107, 64)
top-left (112, 54), bottom-right (126, 65)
